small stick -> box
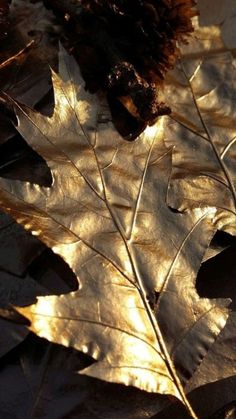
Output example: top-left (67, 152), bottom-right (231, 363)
top-left (0, 39), bottom-right (36, 70)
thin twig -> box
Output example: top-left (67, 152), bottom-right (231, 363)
top-left (0, 39), bottom-right (36, 70)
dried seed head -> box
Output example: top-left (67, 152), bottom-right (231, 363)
top-left (81, 0), bottom-right (197, 82)
top-left (43, 0), bottom-right (197, 136)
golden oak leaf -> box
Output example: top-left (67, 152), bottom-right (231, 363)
top-left (163, 7), bottom-right (236, 236)
top-left (0, 46), bottom-right (230, 417)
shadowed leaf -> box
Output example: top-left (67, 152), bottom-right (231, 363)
top-left (0, 210), bottom-right (44, 275)
top-left (0, 335), bottom-right (170, 419)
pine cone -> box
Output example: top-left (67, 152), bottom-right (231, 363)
top-left (81, 0), bottom-right (197, 81)
top-left (43, 0), bottom-right (197, 137)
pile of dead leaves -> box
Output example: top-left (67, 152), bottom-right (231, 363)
top-left (0, 1), bottom-right (236, 418)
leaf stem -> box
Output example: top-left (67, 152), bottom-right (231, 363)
top-left (127, 245), bottom-right (199, 419)
top-left (96, 137), bottom-right (198, 418)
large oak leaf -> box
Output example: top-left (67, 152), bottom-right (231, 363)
top-left (0, 46), bottom-right (230, 415)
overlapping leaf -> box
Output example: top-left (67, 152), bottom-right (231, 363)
top-left (187, 245), bottom-right (236, 393)
top-left (0, 47), bottom-right (230, 416)
top-left (0, 337), bottom-right (89, 419)
top-left (0, 210), bottom-right (44, 275)
top-left (163, 11), bottom-right (236, 235)
top-left (187, 313), bottom-right (236, 393)
top-left (0, 0), bottom-right (59, 144)
top-left (0, 335), bottom-right (169, 419)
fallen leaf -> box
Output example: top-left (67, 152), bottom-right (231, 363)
top-left (153, 376), bottom-right (236, 419)
top-left (0, 317), bottom-right (28, 358)
top-left (0, 210), bottom-right (44, 276)
top-left (187, 313), bottom-right (236, 392)
top-left (162, 6), bottom-right (236, 235)
top-left (208, 401), bottom-right (236, 419)
top-left (0, 135), bottom-right (52, 186)
top-left (0, 336), bottom-right (90, 419)
top-left (0, 247), bottom-right (78, 359)
top-left (197, 0), bottom-right (236, 52)
top-left (0, 335), bottom-right (169, 419)
top-left (29, 247), bottom-right (78, 295)
top-left (186, 244), bottom-right (236, 392)
top-left (0, 0), bottom-right (60, 144)
top-left (0, 269), bottom-right (49, 309)
top-left (202, 230), bottom-right (236, 263)
top-left (0, 265), bottom-right (48, 358)
top-left (0, 46), bottom-right (230, 417)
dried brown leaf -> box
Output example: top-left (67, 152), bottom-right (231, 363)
top-left (0, 46), bottom-right (230, 417)
top-left (0, 210), bottom-right (44, 275)
top-left (0, 317), bottom-right (28, 358)
top-left (0, 334), bottom-right (170, 419)
top-left (187, 313), bottom-right (236, 393)
top-left (0, 270), bottom-right (46, 358)
top-left (163, 6), bottom-right (236, 235)
top-left (0, 0), bottom-right (60, 144)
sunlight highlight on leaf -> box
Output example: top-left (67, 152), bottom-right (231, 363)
top-left (0, 45), bottom-right (231, 419)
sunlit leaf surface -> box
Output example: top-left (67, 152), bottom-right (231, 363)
top-left (0, 46), bottom-right (230, 416)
